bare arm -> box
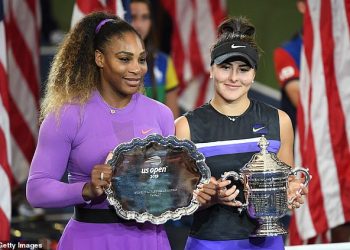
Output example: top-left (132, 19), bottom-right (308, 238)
top-left (277, 109), bottom-right (294, 166)
top-left (175, 116), bottom-right (191, 140)
top-left (277, 109), bottom-right (308, 209)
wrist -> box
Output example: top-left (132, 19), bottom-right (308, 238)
top-left (82, 182), bottom-right (93, 201)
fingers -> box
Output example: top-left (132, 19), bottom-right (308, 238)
top-left (300, 183), bottom-right (309, 195)
top-left (194, 189), bottom-right (213, 201)
top-left (91, 164), bottom-right (113, 190)
top-left (209, 176), bottom-right (218, 185)
top-left (195, 195), bottom-right (207, 205)
top-left (288, 201), bottom-right (301, 209)
top-left (288, 181), bottom-right (308, 210)
top-left (193, 189), bottom-right (215, 206)
top-left (217, 179), bottom-right (231, 189)
top-left (198, 182), bottom-right (217, 192)
top-left (225, 189), bottom-right (240, 202)
top-left (218, 185), bottom-right (239, 200)
top-left (221, 200), bottom-right (243, 207)
top-left (195, 177), bottom-right (245, 208)
top-left (194, 177), bottom-right (218, 206)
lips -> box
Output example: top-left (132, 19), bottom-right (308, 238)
top-left (224, 83), bottom-right (241, 89)
top-left (124, 77), bottom-right (141, 87)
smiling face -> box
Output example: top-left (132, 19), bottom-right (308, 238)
top-left (211, 60), bottom-right (256, 103)
top-left (95, 32), bottom-right (147, 98)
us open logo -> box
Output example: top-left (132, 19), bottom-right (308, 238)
top-left (144, 155), bottom-right (162, 166)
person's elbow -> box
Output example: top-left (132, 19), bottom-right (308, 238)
top-left (26, 178), bottom-right (45, 208)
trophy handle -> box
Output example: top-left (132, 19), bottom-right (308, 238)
top-left (288, 167), bottom-right (311, 204)
top-left (221, 171), bottom-right (248, 209)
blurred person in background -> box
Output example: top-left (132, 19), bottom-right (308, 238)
top-left (273, 0), bottom-right (306, 131)
top-left (130, 0), bottom-right (180, 118)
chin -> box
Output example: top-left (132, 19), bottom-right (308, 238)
top-left (125, 86), bottom-right (140, 95)
top-left (223, 94), bottom-right (240, 102)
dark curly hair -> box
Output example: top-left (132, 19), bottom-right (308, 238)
top-left (41, 12), bottom-right (142, 121)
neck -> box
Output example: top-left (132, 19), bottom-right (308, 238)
top-left (98, 86), bottom-right (133, 109)
top-left (211, 95), bottom-right (250, 116)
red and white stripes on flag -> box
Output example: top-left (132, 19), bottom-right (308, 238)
top-left (3, 0), bottom-right (41, 188)
top-left (0, 0), bottom-right (11, 240)
top-left (71, 0), bottom-right (127, 27)
top-left (161, 0), bottom-right (226, 110)
top-left (290, 0), bottom-right (350, 244)
top-left (0, 0), bottom-right (40, 239)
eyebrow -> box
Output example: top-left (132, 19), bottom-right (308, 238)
top-left (115, 51), bottom-right (147, 56)
top-left (230, 62), bottom-right (250, 67)
top-left (239, 63), bottom-right (250, 67)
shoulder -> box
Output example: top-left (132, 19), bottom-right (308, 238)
top-left (138, 93), bottom-right (168, 109)
top-left (277, 109), bottom-right (293, 129)
top-left (276, 109), bottom-right (294, 165)
top-left (251, 99), bottom-right (278, 113)
top-left (175, 116), bottom-right (190, 140)
top-left (45, 103), bottom-right (81, 126)
top-left (276, 109), bottom-right (294, 140)
top-left (185, 103), bottom-right (211, 119)
top-left (137, 93), bottom-right (173, 115)
top-left (40, 103), bottom-right (83, 141)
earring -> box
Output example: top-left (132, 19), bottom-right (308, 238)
top-left (252, 80), bottom-right (254, 83)
top-left (210, 75), bottom-right (213, 79)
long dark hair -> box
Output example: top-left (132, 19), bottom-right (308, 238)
top-left (41, 12), bottom-right (142, 121)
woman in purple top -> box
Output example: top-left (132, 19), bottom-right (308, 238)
top-left (26, 12), bottom-right (174, 250)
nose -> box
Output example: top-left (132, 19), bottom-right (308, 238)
top-left (129, 60), bottom-right (142, 74)
top-left (229, 68), bottom-right (238, 82)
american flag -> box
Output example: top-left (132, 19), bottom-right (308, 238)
top-left (71, 0), bottom-right (131, 27)
top-left (0, 0), bottom-right (11, 241)
top-left (161, 0), bottom-right (226, 110)
top-left (290, 0), bottom-right (350, 244)
top-left (0, 0), bottom-right (41, 239)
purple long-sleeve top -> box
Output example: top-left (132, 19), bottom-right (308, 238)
top-left (27, 91), bottom-right (175, 209)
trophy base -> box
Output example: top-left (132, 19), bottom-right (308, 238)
top-left (250, 218), bottom-right (288, 237)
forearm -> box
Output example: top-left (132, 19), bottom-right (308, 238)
top-left (26, 176), bottom-right (86, 208)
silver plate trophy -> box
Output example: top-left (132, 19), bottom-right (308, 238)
top-left (105, 134), bottom-right (211, 224)
top-left (221, 136), bottom-right (310, 237)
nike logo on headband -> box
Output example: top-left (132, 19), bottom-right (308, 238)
top-left (231, 44), bottom-right (246, 49)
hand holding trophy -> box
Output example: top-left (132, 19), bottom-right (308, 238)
top-left (221, 135), bottom-right (310, 237)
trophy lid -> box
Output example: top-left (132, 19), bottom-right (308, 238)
top-left (241, 136), bottom-right (291, 173)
